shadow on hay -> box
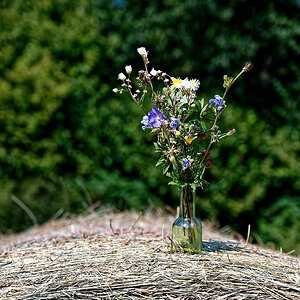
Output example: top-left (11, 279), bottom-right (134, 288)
top-left (202, 240), bottom-right (243, 252)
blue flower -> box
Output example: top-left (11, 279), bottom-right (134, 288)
top-left (209, 95), bottom-right (226, 111)
top-left (182, 158), bottom-right (191, 170)
top-left (170, 118), bottom-right (179, 129)
top-left (148, 107), bottom-right (168, 128)
top-left (141, 115), bottom-right (151, 130)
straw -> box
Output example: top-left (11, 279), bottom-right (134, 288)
top-left (0, 210), bottom-right (299, 299)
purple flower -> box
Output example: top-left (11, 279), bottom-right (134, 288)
top-left (209, 95), bottom-right (226, 111)
top-left (141, 115), bottom-right (151, 130)
top-left (182, 158), bottom-right (191, 170)
top-left (170, 118), bottom-right (179, 129)
top-left (148, 107), bottom-right (168, 128)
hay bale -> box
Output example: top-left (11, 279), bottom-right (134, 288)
top-left (0, 210), bottom-right (299, 299)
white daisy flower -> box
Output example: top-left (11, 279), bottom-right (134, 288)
top-left (190, 78), bottom-right (200, 91)
top-left (181, 78), bottom-right (192, 90)
top-left (170, 77), bottom-right (184, 89)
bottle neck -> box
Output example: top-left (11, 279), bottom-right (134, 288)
top-left (180, 185), bottom-right (196, 218)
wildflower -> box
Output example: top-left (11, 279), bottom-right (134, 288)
top-left (198, 132), bottom-right (206, 139)
top-left (190, 78), bottom-right (200, 91)
top-left (118, 73), bottom-right (126, 81)
top-left (205, 160), bottom-right (212, 168)
top-left (185, 136), bottom-right (193, 144)
top-left (202, 150), bottom-right (209, 159)
top-left (137, 47), bottom-right (148, 57)
top-left (112, 88), bottom-right (118, 93)
top-left (181, 78), bottom-right (193, 90)
top-left (209, 95), bottom-right (225, 110)
top-left (170, 118), bottom-right (179, 129)
top-left (125, 65), bottom-right (132, 74)
top-left (171, 77), bottom-right (183, 89)
top-left (148, 107), bottom-right (168, 128)
top-left (171, 77), bottom-right (200, 91)
top-left (150, 68), bottom-right (157, 76)
top-left (141, 115), bottom-right (151, 130)
top-left (182, 158), bottom-right (191, 170)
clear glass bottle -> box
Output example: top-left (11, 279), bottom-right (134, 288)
top-left (171, 185), bottom-right (202, 253)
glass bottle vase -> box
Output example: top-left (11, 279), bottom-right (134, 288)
top-left (171, 185), bottom-right (202, 253)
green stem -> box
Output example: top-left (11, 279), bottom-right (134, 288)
top-left (199, 69), bottom-right (246, 181)
top-left (143, 60), bottom-right (157, 101)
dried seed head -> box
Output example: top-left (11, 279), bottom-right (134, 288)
top-left (243, 62), bottom-right (251, 72)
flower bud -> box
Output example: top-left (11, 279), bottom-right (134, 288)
top-left (202, 150), bottom-right (209, 159)
top-left (175, 131), bottom-right (181, 138)
top-left (205, 160), bottom-right (212, 168)
top-left (118, 73), bottom-right (126, 80)
top-left (125, 65), bottom-right (132, 74)
top-left (226, 128), bottom-right (236, 136)
top-left (169, 155), bottom-right (176, 164)
top-left (198, 132), bottom-right (206, 139)
top-left (150, 128), bottom-right (160, 134)
top-left (243, 62), bottom-right (251, 72)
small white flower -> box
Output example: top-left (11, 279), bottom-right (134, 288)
top-left (118, 72), bottom-right (126, 80)
top-left (181, 78), bottom-right (192, 90)
top-left (190, 78), bottom-right (200, 91)
top-left (171, 77), bottom-right (200, 91)
top-left (112, 88), bottom-right (118, 93)
top-left (137, 47), bottom-right (148, 57)
top-left (171, 77), bottom-right (183, 89)
top-left (125, 65), bottom-right (132, 74)
top-left (150, 68), bottom-right (157, 76)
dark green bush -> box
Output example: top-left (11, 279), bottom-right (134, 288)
top-left (0, 0), bottom-right (299, 254)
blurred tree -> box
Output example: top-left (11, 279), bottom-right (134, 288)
top-left (0, 0), bottom-right (299, 253)
top-left (96, 0), bottom-right (300, 252)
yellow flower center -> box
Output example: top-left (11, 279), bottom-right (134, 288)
top-left (172, 78), bottom-right (183, 85)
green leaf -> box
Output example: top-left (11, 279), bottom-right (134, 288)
top-left (155, 157), bottom-right (165, 167)
top-left (200, 104), bottom-right (208, 118)
top-left (168, 181), bottom-right (177, 186)
top-left (162, 163), bottom-right (170, 175)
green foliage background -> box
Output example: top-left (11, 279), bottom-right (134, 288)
top-left (0, 0), bottom-right (299, 254)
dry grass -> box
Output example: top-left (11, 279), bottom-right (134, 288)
top-left (0, 209), bottom-right (299, 299)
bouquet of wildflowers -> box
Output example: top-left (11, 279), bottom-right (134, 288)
top-left (114, 47), bottom-right (250, 191)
